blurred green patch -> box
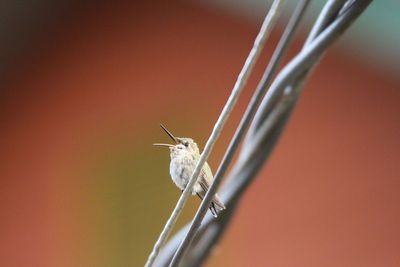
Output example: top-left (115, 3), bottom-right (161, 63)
top-left (76, 133), bottom-right (200, 266)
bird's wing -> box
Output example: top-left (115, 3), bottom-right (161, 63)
top-left (199, 166), bottom-right (226, 211)
top-left (201, 162), bottom-right (213, 183)
top-left (198, 169), bottom-right (211, 192)
top-left (198, 162), bottom-right (213, 192)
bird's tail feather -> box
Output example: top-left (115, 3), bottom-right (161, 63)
top-left (196, 192), bottom-right (226, 218)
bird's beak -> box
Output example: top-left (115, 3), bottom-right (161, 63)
top-left (152, 143), bottom-right (174, 147)
top-left (160, 124), bottom-right (178, 144)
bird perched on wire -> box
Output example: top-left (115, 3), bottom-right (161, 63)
top-left (153, 124), bottom-right (226, 217)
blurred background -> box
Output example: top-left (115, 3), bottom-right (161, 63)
top-left (1, 1), bottom-right (399, 266)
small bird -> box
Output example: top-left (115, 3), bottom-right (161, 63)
top-left (153, 124), bottom-right (226, 217)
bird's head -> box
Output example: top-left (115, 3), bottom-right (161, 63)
top-left (153, 124), bottom-right (200, 158)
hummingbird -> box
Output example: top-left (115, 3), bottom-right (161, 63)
top-left (153, 124), bottom-right (226, 217)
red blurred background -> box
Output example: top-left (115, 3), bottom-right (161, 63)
top-left (1, 1), bottom-right (399, 266)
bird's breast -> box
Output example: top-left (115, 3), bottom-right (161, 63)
top-left (169, 156), bottom-right (199, 193)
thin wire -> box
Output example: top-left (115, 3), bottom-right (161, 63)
top-left (168, 1), bottom-right (310, 266)
top-left (143, 1), bottom-right (286, 266)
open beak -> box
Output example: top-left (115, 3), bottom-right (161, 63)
top-left (159, 124), bottom-right (178, 144)
top-left (153, 124), bottom-right (178, 148)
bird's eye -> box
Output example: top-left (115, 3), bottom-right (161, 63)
top-left (184, 142), bottom-right (189, 147)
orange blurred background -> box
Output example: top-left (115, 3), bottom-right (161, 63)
top-left (1, 1), bottom-right (399, 266)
